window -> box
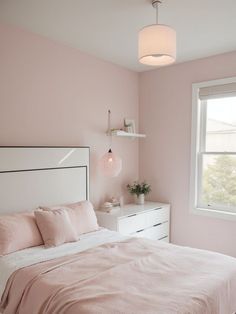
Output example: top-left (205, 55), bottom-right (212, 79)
top-left (190, 77), bottom-right (236, 220)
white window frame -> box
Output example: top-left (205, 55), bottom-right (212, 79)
top-left (190, 76), bottom-right (236, 221)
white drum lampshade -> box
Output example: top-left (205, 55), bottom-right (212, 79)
top-left (139, 24), bottom-right (176, 66)
top-left (99, 149), bottom-right (122, 177)
top-left (138, 0), bottom-right (176, 67)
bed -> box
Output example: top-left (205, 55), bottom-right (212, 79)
top-left (0, 147), bottom-right (236, 314)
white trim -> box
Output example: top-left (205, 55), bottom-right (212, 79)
top-left (196, 100), bottom-right (207, 208)
top-left (189, 84), bottom-right (201, 214)
top-left (192, 207), bottom-right (236, 221)
top-left (189, 77), bottom-right (236, 221)
top-left (199, 152), bottom-right (236, 155)
top-left (197, 201), bottom-right (236, 214)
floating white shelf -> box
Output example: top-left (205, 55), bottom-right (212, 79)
top-left (109, 130), bottom-right (146, 138)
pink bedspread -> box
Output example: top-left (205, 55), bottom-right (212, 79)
top-left (1, 238), bottom-right (236, 314)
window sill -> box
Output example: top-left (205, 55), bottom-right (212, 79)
top-left (191, 207), bottom-right (236, 221)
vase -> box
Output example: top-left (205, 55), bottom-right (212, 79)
top-left (135, 194), bottom-right (145, 205)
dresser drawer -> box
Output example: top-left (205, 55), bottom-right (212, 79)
top-left (132, 222), bottom-right (169, 240)
top-left (118, 207), bottom-right (169, 235)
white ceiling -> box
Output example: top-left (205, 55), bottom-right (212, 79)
top-left (0, 0), bottom-right (236, 72)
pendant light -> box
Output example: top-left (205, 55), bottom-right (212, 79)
top-left (99, 110), bottom-right (122, 177)
top-left (139, 0), bottom-right (176, 66)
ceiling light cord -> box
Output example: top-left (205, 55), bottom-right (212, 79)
top-left (152, 0), bottom-right (162, 24)
top-left (156, 3), bottom-right (159, 24)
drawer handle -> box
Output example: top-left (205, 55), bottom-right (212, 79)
top-left (153, 223), bottom-right (161, 227)
top-left (153, 207), bottom-right (162, 210)
top-left (136, 229), bottom-right (144, 233)
top-left (127, 214), bottom-right (137, 217)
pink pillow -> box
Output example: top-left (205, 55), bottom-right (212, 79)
top-left (67, 201), bottom-right (99, 235)
top-left (34, 209), bottom-right (78, 247)
top-left (0, 212), bottom-right (43, 256)
top-left (41, 201), bottom-right (99, 236)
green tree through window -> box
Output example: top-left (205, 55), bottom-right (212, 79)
top-left (203, 155), bottom-right (236, 209)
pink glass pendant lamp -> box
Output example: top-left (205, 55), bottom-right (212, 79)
top-left (99, 110), bottom-right (122, 177)
top-left (99, 148), bottom-right (122, 177)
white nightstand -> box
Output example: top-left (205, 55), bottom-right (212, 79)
top-left (96, 202), bottom-right (170, 242)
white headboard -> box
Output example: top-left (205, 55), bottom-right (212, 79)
top-left (0, 146), bottom-right (89, 214)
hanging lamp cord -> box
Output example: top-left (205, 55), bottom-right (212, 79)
top-left (107, 109), bottom-right (111, 134)
top-left (107, 109), bottom-right (112, 151)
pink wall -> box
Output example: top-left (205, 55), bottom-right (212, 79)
top-left (1, 22), bottom-right (236, 257)
top-left (139, 51), bottom-right (236, 257)
top-left (0, 23), bottom-right (139, 208)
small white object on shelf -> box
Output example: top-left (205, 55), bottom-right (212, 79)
top-left (96, 201), bottom-right (170, 242)
top-left (110, 130), bottom-right (146, 138)
top-left (105, 110), bottom-right (146, 139)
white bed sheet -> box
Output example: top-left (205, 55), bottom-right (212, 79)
top-left (0, 228), bottom-right (127, 299)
